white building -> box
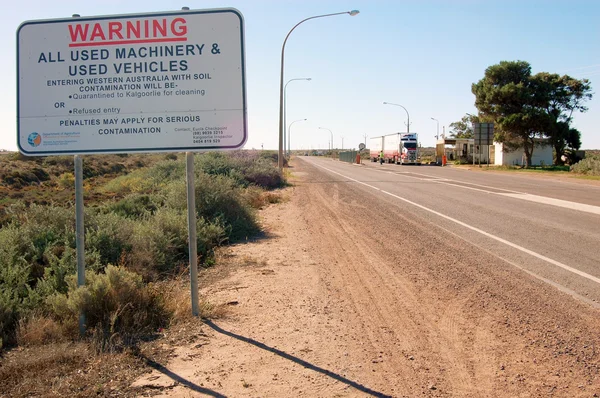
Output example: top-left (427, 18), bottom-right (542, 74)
top-left (436, 138), bottom-right (553, 166)
top-left (493, 141), bottom-right (553, 166)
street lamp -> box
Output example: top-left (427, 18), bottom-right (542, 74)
top-left (318, 127), bottom-right (333, 150)
top-left (288, 118), bottom-right (307, 155)
top-left (340, 135), bottom-right (345, 150)
top-left (383, 102), bottom-right (410, 133)
top-left (431, 117), bottom-right (439, 140)
top-left (284, 78), bottom-right (311, 156)
top-left (278, 10), bottom-right (360, 172)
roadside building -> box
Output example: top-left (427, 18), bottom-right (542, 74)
top-left (493, 141), bottom-right (553, 166)
top-left (436, 138), bottom-right (553, 166)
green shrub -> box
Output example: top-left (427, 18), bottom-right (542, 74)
top-left (0, 289), bottom-right (18, 349)
top-left (243, 160), bottom-right (283, 189)
top-left (129, 208), bottom-right (190, 278)
top-left (196, 174), bottom-right (259, 241)
top-left (165, 174), bottom-right (259, 242)
top-left (195, 152), bottom-right (283, 189)
top-left (194, 152), bottom-right (234, 176)
top-left (0, 150), bottom-right (279, 349)
top-left (149, 159), bottom-right (186, 183)
top-left (103, 194), bottom-right (161, 219)
top-left (16, 205), bottom-right (75, 280)
top-left (42, 156), bottom-right (73, 168)
top-left (0, 224), bottom-right (33, 346)
top-left (100, 159), bottom-right (185, 195)
top-left (0, 208), bottom-right (79, 345)
top-left (128, 207), bottom-right (226, 279)
top-left (48, 265), bottom-right (169, 351)
top-left (1, 170), bottom-right (38, 188)
top-left (85, 212), bottom-right (134, 270)
top-left (570, 155), bottom-right (600, 176)
top-left (57, 172), bottom-right (75, 189)
top-left (36, 246), bottom-right (78, 296)
top-left (257, 150), bottom-right (279, 163)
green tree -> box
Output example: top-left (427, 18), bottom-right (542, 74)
top-left (472, 60), bottom-right (549, 168)
top-left (449, 114), bottom-right (479, 139)
top-left (473, 61), bottom-right (592, 167)
top-left (530, 72), bottom-right (592, 165)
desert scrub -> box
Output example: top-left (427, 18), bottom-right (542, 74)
top-left (570, 155), bottom-right (600, 176)
top-left (243, 159), bottom-right (283, 189)
top-left (84, 211), bottom-right (134, 268)
top-left (242, 186), bottom-right (283, 209)
top-left (165, 173), bottom-right (259, 242)
top-left (127, 207), bottom-right (226, 280)
top-left (48, 265), bottom-right (169, 351)
top-left (102, 193), bottom-right (163, 219)
top-left (0, 150), bottom-right (282, 349)
top-left (195, 151), bottom-right (284, 189)
top-left (100, 159), bottom-right (185, 195)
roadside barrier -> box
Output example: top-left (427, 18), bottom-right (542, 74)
top-left (339, 151), bottom-right (358, 163)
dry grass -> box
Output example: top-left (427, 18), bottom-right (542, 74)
top-left (16, 313), bottom-right (75, 346)
top-left (263, 191), bottom-right (284, 205)
top-left (243, 186), bottom-right (284, 209)
top-left (1, 277), bottom-right (229, 398)
top-left (0, 341), bottom-right (169, 398)
top-left (158, 277), bottom-right (228, 324)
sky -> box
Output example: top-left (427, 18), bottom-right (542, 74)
top-left (4, 0), bottom-right (600, 152)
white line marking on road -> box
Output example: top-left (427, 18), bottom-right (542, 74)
top-left (367, 166), bottom-right (600, 215)
top-left (379, 169), bottom-right (522, 193)
top-left (433, 182), bottom-right (498, 194)
top-left (313, 162), bottom-right (600, 286)
top-left (498, 193), bottom-right (600, 215)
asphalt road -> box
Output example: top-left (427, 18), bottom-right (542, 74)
top-left (299, 156), bottom-right (600, 307)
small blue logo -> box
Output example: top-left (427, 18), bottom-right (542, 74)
top-left (28, 132), bottom-right (42, 147)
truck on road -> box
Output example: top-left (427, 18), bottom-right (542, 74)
top-left (370, 133), bottom-right (420, 165)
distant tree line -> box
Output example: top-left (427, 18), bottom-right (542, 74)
top-left (449, 60), bottom-right (592, 167)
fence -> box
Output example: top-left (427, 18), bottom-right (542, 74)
top-left (339, 151), bottom-right (358, 163)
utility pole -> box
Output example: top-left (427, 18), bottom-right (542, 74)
top-left (363, 133), bottom-right (367, 146)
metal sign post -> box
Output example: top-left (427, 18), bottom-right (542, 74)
top-left (186, 152), bottom-right (199, 316)
top-left (473, 123), bottom-right (494, 168)
top-left (74, 155), bottom-right (86, 334)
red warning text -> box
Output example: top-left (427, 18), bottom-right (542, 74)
top-left (68, 18), bottom-right (188, 47)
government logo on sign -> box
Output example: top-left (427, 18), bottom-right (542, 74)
top-left (28, 132), bottom-right (41, 147)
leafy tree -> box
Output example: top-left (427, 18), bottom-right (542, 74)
top-left (530, 72), bottom-right (592, 164)
top-left (472, 61), bottom-right (592, 167)
top-left (449, 114), bottom-right (480, 139)
top-left (472, 61), bottom-right (549, 167)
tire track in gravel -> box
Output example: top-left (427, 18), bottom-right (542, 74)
top-left (301, 161), bottom-right (500, 396)
top-left (301, 164), bottom-right (480, 394)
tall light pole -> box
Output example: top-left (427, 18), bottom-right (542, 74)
top-left (431, 117), bottom-right (439, 140)
top-left (278, 10), bottom-right (360, 172)
top-left (318, 127), bottom-right (333, 150)
top-left (383, 102), bottom-right (410, 133)
top-left (340, 135), bottom-right (344, 150)
top-left (284, 77), bottom-right (311, 156)
top-left (288, 118), bottom-right (307, 155)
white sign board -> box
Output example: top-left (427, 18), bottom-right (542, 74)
top-left (17, 9), bottom-right (247, 155)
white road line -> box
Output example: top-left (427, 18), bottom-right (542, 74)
top-left (313, 162), bottom-right (600, 286)
top-left (383, 169), bottom-right (522, 193)
top-left (499, 193), bottom-right (600, 216)
top-left (366, 166), bottom-right (600, 215)
top-left (433, 181), bottom-right (498, 194)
